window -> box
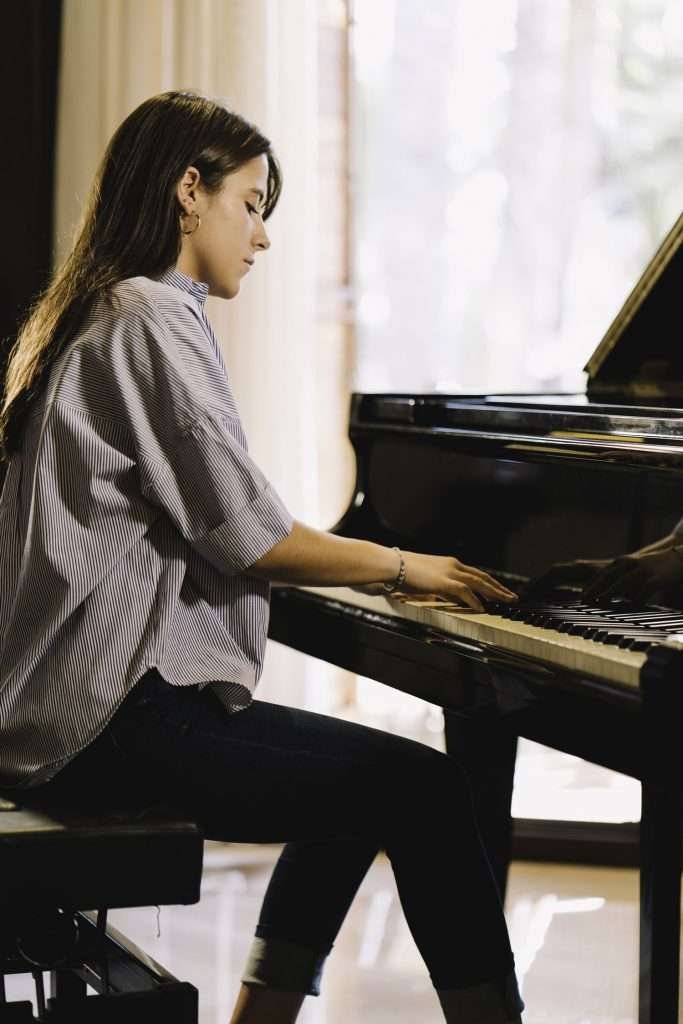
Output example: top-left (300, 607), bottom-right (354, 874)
top-left (346, 0), bottom-right (683, 821)
top-left (350, 0), bottom-right (683, 395)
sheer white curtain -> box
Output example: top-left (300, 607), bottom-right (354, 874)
top-left (55, 0), bottom-right (345, 709)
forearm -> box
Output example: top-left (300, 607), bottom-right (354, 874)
top-left (248, 519), bottom-right (400, 586)
top-left (632, 531), bottom-right (680, 557)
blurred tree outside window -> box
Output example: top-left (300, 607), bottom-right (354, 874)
top-left (349, 0), bottom-right (683, 395)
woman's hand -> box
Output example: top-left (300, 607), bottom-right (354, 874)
top-left (250, 521), bottom-right (516, 609)
top-left (526, 549), bottom-right (683, 605)
top-left (582, 548), bottom-right (683, 604)
top-left (399, 552), bottom-right (518, 611)
top-left (349, 582), bottom-right (390, 596)
top-left (524, 558), bottom-right (612, 598)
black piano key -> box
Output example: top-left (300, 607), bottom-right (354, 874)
top-left (636, 618), bottom-right (683, 628)
top-left (583, 628), bottom-right (610, 640)
top-left (527, 613), bottom-right (560, 625)
top-left (592, 629), bottom-right (660, 645)
top-left (483, 603), bottom-right (683, 651)
top-left (558, 618), bottom-right (619, 634)
top-left (622, 638), bottom-right (656, 651)
top-left (509, 608), bottom-right (536, 621)
top-left (567, 623), bottom-right (618, 636)
top-left (602, 611), bottom-right (683, 623)
top-left (617, 633), bottom-right (673, 649)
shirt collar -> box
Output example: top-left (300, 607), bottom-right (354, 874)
top-left (156, 267), bottom-right (209, 308)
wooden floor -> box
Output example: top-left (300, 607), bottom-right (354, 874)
top-left (4, 843), bottom-right (649, 1023)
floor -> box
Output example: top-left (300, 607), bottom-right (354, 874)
top-left (2, 836), bottom-right (648, 1023)
top-left (108, 845), bottom-right (642, 1024)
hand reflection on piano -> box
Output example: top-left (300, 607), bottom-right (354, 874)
top-left (526, 532), bottom-right (683, 609)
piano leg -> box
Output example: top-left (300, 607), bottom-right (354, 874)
top-left (639, 781), bottom-right (682, 1024)
top-left (443, 707), bottom-right (517, 905)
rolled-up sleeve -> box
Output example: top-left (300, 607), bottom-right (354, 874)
top-left (141, 415), bottom-right (293, 573)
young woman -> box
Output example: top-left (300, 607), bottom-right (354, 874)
top-left (0, 91), bottom-right (524, 1023)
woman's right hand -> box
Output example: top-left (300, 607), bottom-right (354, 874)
top-left (250, 521), bottom-right (516, 608)
top-left (399, 551), bottom-right (518, 611)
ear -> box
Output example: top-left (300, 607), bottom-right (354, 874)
top-left (176, 165), bottom-right (202, 213)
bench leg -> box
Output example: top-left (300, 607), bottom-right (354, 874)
top-left (50, 968), bottom-right (87, 1001)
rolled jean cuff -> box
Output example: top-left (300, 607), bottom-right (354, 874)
top-left (241, 935), bottom-right (329, 997)
top-left (436, 970), bottom-right (525, 1021)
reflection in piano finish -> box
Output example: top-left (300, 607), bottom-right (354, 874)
top-left (269, 213), bottom-right (683, 1024)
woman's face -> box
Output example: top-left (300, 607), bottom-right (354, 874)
top-left (176, 154), bottom-right (271, 299)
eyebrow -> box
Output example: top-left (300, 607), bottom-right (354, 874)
top-left (247, 188), bottom-right (265, 205)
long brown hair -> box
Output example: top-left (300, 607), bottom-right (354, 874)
top-left (0, 90), bottom-right (282, 462)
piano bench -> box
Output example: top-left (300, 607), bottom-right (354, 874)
top-left (0, 794), bottom-right (204, 1022)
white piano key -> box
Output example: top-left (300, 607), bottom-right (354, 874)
top-left (298, 587), bottom-right (647, 690)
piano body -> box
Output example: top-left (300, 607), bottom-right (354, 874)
top-left (269, 213), bottom-right (683, 1023)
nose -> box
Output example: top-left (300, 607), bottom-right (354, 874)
top-left (254, 219), bottom-right (271, 252)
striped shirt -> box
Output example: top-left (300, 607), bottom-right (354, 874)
top-left (0, 268), bottom-right (293, 788)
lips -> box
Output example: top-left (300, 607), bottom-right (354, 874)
top-left (244, 259), bottom-right (254, 266)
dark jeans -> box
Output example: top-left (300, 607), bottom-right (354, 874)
top-left (24, 668), bottom-right (520, 1000)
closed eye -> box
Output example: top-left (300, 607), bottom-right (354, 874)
top-left (246, 203), bottom-right (260, 216)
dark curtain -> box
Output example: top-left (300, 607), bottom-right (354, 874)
top-left (1, 2), bottom-right (63, 382)
top-left (0, 0), bottom-right (62, 486)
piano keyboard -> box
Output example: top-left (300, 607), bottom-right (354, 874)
top-left (298, 587), bottom-right (683, 690)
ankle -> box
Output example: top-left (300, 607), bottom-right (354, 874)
top-left (229, 982), bottom-right (306, 1024)
top-left (436, 969), bottom-right (524, 1023)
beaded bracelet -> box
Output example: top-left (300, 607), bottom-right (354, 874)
top-left (383, 546), bottom-right (406, 593)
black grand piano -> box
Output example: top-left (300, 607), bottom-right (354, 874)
top-left (269, 212), bottom-right (683, 1024)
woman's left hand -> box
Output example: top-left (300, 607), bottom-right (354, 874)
top-left (582, 548), bottom-right (683, 604)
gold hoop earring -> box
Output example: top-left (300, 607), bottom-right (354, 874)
top-left (180, 211), bottom-right (201, 236)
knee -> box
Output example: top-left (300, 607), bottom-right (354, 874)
top-left (372, 745), bottom-right (475, 832)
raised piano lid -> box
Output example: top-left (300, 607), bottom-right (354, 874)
top-left (352, 390), bottom-right (683, 446)
top-left (584, 211), bottom-right (683, 402)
